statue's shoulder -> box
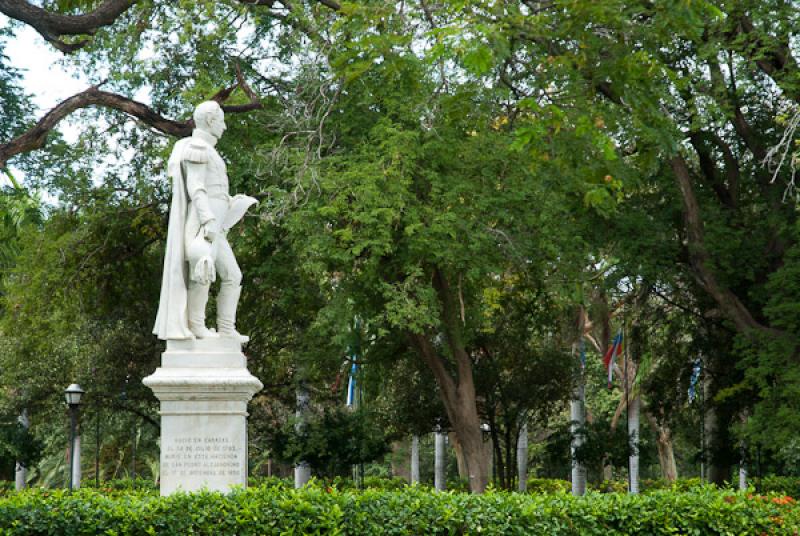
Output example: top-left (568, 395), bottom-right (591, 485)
top-left (183, 138), bottom-right (211, 164)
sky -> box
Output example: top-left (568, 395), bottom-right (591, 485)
top-left (4, 23), bottom-right (89, 112)
top-left (0, 11), bottom-right (275, 193)
top-left (2, 19), bottom-right (89, 189)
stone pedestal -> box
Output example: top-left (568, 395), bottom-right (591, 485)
top-left (144, 338), bottom-right (263, 495)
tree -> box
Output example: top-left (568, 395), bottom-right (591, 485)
top-left (259, 39), bottom-right (592, 490)
top-left (473, 274), bottom-right (574, 490)
top-left (411, 0), bottom-right (800, 472)
top-left (269, 406), bottom-right (391, 478)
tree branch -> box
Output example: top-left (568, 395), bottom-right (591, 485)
top-left (688, 131), bottom-right (738, 209)
top-left (105, 399), bottom-right (159, 430)
top-left (0, 0), bottom-right (339, 54)
top-left (406, 332), bottom-right (457, 407)
top-left (432, 268), bottom-right (475, 390)
top-left (734, 15), bottom-right (800, 103)
top-left (313, 0), bottom-right (340, 10)
top-left (708, 57), bottom-right (769, 165)
top-left (0, 79), bottom-right (262, 167)
top-left (670, 153), bottom-right (780, 338)
top-left (0, 0), bottom-right (136, 53)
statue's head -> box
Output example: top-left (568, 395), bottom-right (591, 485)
top-left (194, 101), bottom-right (226, 139)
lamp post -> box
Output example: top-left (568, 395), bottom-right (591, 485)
top-left (64, 383), bottom-right (84, 491)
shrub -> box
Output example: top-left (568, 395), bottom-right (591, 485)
top-left (84, 478), bottom-right (158, 492)
top-left (525, 477), bottom-right (571, 494)
top-left (269, 407), bottom-right (392, 477)
top-left (753, 476), bottom-right (800, 497)
top-left (445, 477), bottom-right (470, 492)
top-left (243, 476), bottom-right (291, 490)
top-left (321, 475), bottom-right (410, 491)
top-left (590, 479), bottom-right (629, 493)
top-left (585, 478), bottom-right (704, 494)
top-left (640, 478), bottom-right (703, 492)
top-left (1, 484), bottom-right (799, 535)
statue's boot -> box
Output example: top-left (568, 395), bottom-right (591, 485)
top-left (217, 283), bottom-right (249, 344)
top-left (187, 281), bottom-right (218, 338)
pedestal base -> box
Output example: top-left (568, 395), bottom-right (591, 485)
top-left (143, 338), bottom-right (263, 495)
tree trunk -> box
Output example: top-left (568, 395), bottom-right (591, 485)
top-left (489, 420), bottom-right (506, 489)
top-left (434, 431), bottom-right (447, 491)
top-left (700, 373), bottom-right (733, 486)
top-left (646, 413), bottom-right (677, 482)
top-left (596, 296), bottom-right (613, 485)
top-left (670, 155), bottom-right (780, 338)
top-left (446, 392), bottom-right (488, 493)
top-left (391, 440), bottom-right (410, 481)
top-left (14, 409), bottom-right (28, 491)
top-left (504, 423), bottom-right (515, 490)
top-left (739, 443), bottom-right (748, 490)
top-left (570, 377), bottom-right (587, 495)
top-left (406, 269), bottom-right (490, 493)
top-left (517, 422), bottom-right (528, 492)
top-left (410, 435), bottom-right (420, 484)
top-left (703, 395), bottom-right (730, 486)
top-left (448, 432), bottom-right (467, 479)
top-left (628, 394), bottom-right (640, 494)
top-left (294, 383), bottom-right (311, 488)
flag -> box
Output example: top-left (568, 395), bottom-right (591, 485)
top-left (688, 358), bottom-right (702, 403)
top-left (603, 331), bottom-right (623, 388)
top-left (346, 361), bottom-right (357, 407)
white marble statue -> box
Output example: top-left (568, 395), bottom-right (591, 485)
top-left (153, 101), bottom-right (256, 343)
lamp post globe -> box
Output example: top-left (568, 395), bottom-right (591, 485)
top-left (64, 384), bottom-right (85, 406)
top-left (64, 383), bottom-right (84, 491)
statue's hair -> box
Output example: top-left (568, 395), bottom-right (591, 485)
top-left (193, 101), bottom-right (223, 129)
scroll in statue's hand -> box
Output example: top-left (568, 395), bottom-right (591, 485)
top-left (222, 195), bottom-right (258, 231)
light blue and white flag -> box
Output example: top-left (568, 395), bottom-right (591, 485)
top-left (688, 358), bottom-right (702, 403)
top-left (346, 361), bottom-right (357, 407)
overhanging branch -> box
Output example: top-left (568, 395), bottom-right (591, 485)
top-left (0, 0), bottom-right (340, 54)
top-left (0, 0), bottom-right (136, 53)
top-left (670, 153), bottom-right (781, 338)
top-left (0, 78), bottom-right (262, 167)
top-left (733, 15), bottom-right (800, 104)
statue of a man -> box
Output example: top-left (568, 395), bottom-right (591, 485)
top-left (153, 101), bottom-right (256, 343)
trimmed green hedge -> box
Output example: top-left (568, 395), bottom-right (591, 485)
top-left (753, 477), bottom-right (800, 498)
top-left (93, 475), bottom-right (796, 496)
top-left (526, 477), bottom-right (572, 493)
top-left (1, 484), bottom-right (798, 535)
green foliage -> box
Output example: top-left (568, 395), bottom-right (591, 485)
top-left (0, 420), bottom-right (41, 477)
top-left (639, 478), bottom-right (704, 493)
top-left (543, 417), bottom-right (656, 480)
top-left (0, 27), bottom-right (31, 143)
top-left (525, 477), bottom-right (571, 494)
top-left (321, 476), bottom-right (410, 491)
top-left (7, 0), bottom-right (800, 495)
top-left (269, 407), bottom-right (392, 477)
top-left (1, 485), bottom-right (799, 535)
top-left (83, 478), bottom-right (159, 493)
top-left (0, 187), bottom-right (165, 483)
top-left (752, 477), bottom-right (800, 498)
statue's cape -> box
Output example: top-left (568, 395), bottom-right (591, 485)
top-left (153, 138), bottom-right (194, 340)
